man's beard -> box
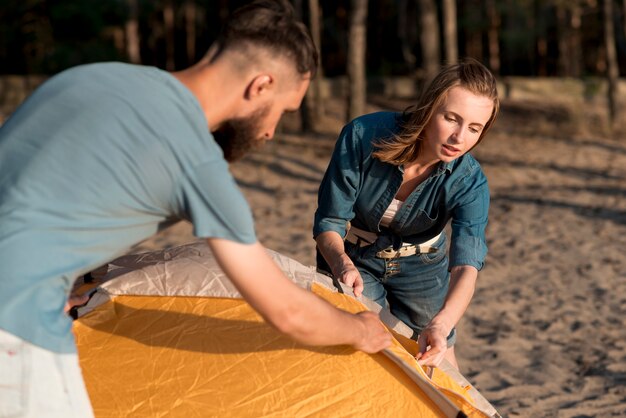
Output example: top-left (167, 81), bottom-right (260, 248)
top-left (212, 105), bottom-right (271, 162)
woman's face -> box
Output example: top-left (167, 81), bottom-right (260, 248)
top-left (421, 86), bottom-right (494, 163)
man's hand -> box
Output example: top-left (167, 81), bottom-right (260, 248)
top-left (207, 238), bottom-right (392, 352)
top-left (353, 311), bottom-right (393, 353)
top-left (416, 321), bottom-right (449, 367)
top-left (63, 294), bottom-right (90, 314)
top-left (337, 263), bottom-right (364, 298)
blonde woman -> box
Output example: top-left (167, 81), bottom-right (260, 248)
top-left (314, 58), bottom-right (499, 369)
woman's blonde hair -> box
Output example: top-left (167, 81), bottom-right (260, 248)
top-left (372, 58), bottom-right (499, 165)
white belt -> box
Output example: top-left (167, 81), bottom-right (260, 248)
top-left (345, 226), bottom-right (442, 259)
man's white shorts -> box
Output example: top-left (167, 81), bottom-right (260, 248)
top-left (0, 328), bottom-right (94, 418)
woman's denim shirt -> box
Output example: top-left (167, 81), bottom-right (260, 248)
top-left (313, 111), bottom-right (489, 270)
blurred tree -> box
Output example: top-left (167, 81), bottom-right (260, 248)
top-left (293, 0), bottom-right (310, 131)
top-left (501, 0), bottom-right (536, 75)
top-left (534, 0), bottom-right (550, 76)
top-left (163, 0), bottom-right (175, 70)
top-left (184, 0), bottom-right (197, 64)
top-left (555, 1), bottom-right (582, 77)
top-left (418, 0), bottom-right (440, 82)
top-left (46, 0), bottom-right (125, 73)
top-left (125, 0), bottom-right (141, 64)
top-left (305, 0), bottom-right (324, 131)
top-left (622, 0), bottom-right (626, 41)
top-left (294, 0), bottom-right (324, 132)
top-left (0, 0), bottom-right (623, 83)
top-left (442, 0), bottom-right (458, 64)
top-left (486, 0), bottom-right (501, 74)
top-left (604, 0), bottom-right (620, 133)
top-left (19, 0), bottom-right (54, 74)
top-left (460, 0), bottom-right (484, 63)
top-left (397, 0), bottom-right (417, 70)
top-left (348, 0), bottom-right (368, 121)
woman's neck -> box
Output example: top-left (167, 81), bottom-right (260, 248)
top-left (395, 161), bottom-right (439, 201)
top-left (404, 158), bottom-right (439, 178)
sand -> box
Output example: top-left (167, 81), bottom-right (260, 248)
top-left (129, 96), bottom-right (626, 417)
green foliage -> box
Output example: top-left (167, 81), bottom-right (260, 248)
top-left (0, 0), bottom-right (623, 76)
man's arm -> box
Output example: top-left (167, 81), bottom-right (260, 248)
top-left (206, 238), bottom-right (391, 353)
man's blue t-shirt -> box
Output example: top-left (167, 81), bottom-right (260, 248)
top-left (0, 63), bottom-right (257, 353)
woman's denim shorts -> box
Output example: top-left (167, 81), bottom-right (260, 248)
top-left (345, 233), bottom-right (456, 346)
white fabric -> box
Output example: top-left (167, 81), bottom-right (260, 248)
top-left (76, 242), bottom-right (416, 337)
top-left (380, 198), bottom-right (404, 228)
top-left (0, 329), bottom-right (94, 418)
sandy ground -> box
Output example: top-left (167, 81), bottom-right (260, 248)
top-left (130, 96), bottom-right (626, 417)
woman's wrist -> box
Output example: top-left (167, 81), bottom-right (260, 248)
top-left (331, 253), bottom-right (354, 276)
top-left (427, 314), bottom-right (454, 336)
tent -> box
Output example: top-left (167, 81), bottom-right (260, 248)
top-left (73, 241), bottom-right (500, 417)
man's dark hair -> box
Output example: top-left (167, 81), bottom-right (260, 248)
top-left (214, 0), bottom-right (318, 77)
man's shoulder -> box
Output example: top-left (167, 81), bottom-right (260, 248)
top-left (47, 63), bottom-right (165, 95)
top-left (58, 62), bottom-right (155, 78)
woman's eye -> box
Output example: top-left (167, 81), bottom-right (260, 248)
top-left (469, 127), bottom-right (479, 134)
top-left (444, 115), bottom-right (456, 123)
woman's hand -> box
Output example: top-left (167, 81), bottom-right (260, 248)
top-left (336, 261), bottom-right (364, 298)
top-left (416, 265), bottom-right (478, 368)
top-left (416, 320), bottom-right (450, 367)
top-left (315, 231), bottom-right (365, 297)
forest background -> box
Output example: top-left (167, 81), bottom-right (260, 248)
top-left (1, 0), bottom-right (626, 134)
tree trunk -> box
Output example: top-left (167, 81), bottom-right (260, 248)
top-left (556, 4), bottom-right (569, 76)
top-left (348, 0), bottom-right (368, 121)
top-left (294, 0), bottom-right (308, 132)
top-left (485, 0), bottom-right (500, 74)
top-left (622, 0), bottom-right (626, 42)
top-left (442, 0), bottom-right (457, 64)
top-left (184, 1), bottom-right (196, 65)
top-left (604, 0), bottom-right (620, 133)
top-left (163, 0), bottom-right (175, 71)
top-left (463, 0), bottom-right (483, 62)
top-left (125, 0), bottom-right (141, 64)
top-left (569, 4), bottom-right (582, 77)
top-left (301, 0), bottom-right (324, 132)
top-left (398, 0), bottom-right (417, 68)
top-left (418, 0), bottom-right (440, 83)
top-left (535, 0), bottom-right (549, 76)
top-left (110, 27), bottom-right (125, 55)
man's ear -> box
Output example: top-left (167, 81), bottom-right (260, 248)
top-left (245, 74), bottom-right (274, 100)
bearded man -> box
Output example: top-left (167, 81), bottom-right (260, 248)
top-left (0, 1), bottom-right (391, 416)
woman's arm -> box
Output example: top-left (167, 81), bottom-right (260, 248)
top-left (315, 231), bottom-right (365, 297)
top-left (207, 237), bottom-right (391, 352)
top-left (417, 265), bottom-right (477, 366)
top-left (417, 164), bottom-right (488, 366)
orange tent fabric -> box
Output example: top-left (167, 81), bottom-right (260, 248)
top-left (73, 242), bottom-right (498, 418)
